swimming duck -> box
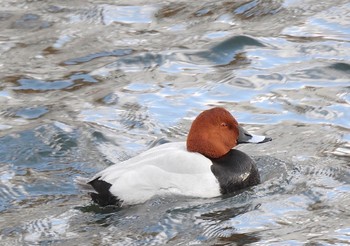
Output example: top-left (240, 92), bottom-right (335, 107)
top-left (88, 107), bottom-right (271, 206)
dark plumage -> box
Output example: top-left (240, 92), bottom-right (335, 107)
top-left (210, 149), bottom-right (260, 194)
top-left (88, 178), bottom-right (122, 206)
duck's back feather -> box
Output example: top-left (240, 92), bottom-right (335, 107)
top-left (89, 142), bottom-right (221, 206)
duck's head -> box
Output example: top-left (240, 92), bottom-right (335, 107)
top-left (186, 107), bottom-right (271, 159)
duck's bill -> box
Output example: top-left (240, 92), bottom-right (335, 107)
top-left (237, 125), bottom-right (272, 144)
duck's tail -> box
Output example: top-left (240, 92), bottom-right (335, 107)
top-left (74, 176), bottom-right (95, 192)
top-left (75, 176), bottom-right (122, 207)
top-left (88, 177), bottom-right (122, 207)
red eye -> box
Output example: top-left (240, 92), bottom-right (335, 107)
top-left (221, 122), bottom-right (228, 127)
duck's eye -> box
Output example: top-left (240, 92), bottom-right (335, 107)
top-left (221, 122), bottom-right (228, 127)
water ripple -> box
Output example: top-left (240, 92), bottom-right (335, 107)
top-left (62, 49), bottom-right (133, 65)
top-left (0, 0), bottom-right (350, 245)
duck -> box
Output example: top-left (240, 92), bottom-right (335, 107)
top-left (87, 107), bottom-right (272, 207)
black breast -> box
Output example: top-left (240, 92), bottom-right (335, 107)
top-left (210, 149), bottom-right (260, 195)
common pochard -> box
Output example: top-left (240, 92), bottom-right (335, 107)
top-left (88, 107), bottom-right (271, 206)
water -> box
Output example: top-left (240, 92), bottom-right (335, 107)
top-left (0, 0), bottom-right (349, 245)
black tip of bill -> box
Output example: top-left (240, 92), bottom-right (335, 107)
top-left (259, 136), bottom-right (272, 143)
top-left (237, 125), bottom-right (272, 145)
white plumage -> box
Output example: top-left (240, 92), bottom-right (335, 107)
top-left (89, 142), bottom-right (221, 205)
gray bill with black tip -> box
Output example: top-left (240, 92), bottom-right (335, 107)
top-left (237, 125), bottom-right (272, 144)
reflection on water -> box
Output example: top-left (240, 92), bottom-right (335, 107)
top-left (0, 0), bottom-right (350, 245)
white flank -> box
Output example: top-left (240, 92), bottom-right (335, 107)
top-left (90, 142), bottom-right (221, 205)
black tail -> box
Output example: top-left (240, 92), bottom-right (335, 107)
top-left (88, 178), bottom-right (122, 207)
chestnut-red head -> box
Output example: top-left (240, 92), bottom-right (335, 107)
top-left (186, 107), bottom-right (239, 159)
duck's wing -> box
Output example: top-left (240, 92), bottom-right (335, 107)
top-left (88, 142), bottom-right (221, 206)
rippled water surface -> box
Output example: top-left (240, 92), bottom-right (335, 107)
top-left (1, 0), bottom-right (350, 245)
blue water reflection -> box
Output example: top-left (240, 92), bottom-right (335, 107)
top-left (0, 0), bottom-right (349, 245)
